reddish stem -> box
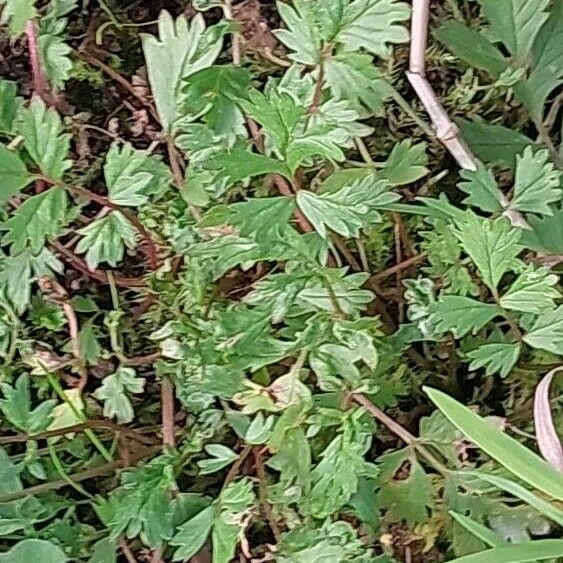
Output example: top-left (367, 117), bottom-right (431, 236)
top-left (51, 241), bottom-right (146, 288)
top-left (25, 20), bottom-right (49, 100)
top-left (161, 377), bottom-right (175, 448)
top-left (308, 62), bottom-right (325, 115)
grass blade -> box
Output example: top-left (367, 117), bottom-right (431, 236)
top-left (448, 511), bottom-right (504, 547)
top-left (424, 387), bottom-right (563, 500)
top-left (463, 471), bottom-right (563, 527)
top-left (446, 540), bottom-right (563, 563)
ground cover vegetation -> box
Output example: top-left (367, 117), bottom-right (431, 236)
top-left (0, 0), bottom-right (562, 561)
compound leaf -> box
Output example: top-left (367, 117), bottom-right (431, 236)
top-left (430, 296), bottom-right (501, 337)
top-left (296, 178), bottom-right (398, 238)
top-left (325, 53), bottom-right (392, 117)
top-left (381, 140), bottom-right (429, 186)
top-left (0, 143), bottom-right (34, 203)
top-left (0, 0), bottom-right (36, 37)
top-left (454, 213), bottom-right (521, 290)
top-left (499, 265), bottom-right (559, 314)
top-left (1, 187), bottom-right (67, 253)
top-left (509, 148), bottom-right (561, 216)
top-left (523, 306), bottom-right (563, 355)
top-left (76, 211), bottom-right (137, 270)
top-left (0, 374), bottom-right (57, 434)
top-left (93, 367), bottom-right (145, 424)
top-left (337, 0), bottom-right (410, 58)
top-left (105, 142), bottom-right (171, 206)
top-left (16, 97), bottom-right (71, 180)
top-left (377, 448), bottom-right (433, 525)
top-left (171, 506), bottom-right (214, 562)
top-left (458, 165), bottom-right (503, 213)
top-left (466, 343), bottom-right (521, 378)
top-left (142, 11), bottom-right (225, 133)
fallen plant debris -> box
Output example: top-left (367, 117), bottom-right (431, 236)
top-left (0, 0), bottom-right (562, 562)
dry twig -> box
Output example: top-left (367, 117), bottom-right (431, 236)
top-left (407, 0), bottom-right (529, 229)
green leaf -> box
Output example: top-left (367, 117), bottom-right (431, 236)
top-left (0, 0), bottom-right (36, 37)
top-left (434, 20), bottom-right (507, 76)
top-left (88, 537), bottom-right (117, 563)
top-left (0, 78), bottom-right (22, 133)
top-left (1, 187), bottom-right (67, 253)
top-left (445, 539), bottom-right (563, 563)
top-left (171, 505), bottom-right (214, 562)
top-left (508, 148), bottom-right (561, 216)
top-left (39, 33), bottom-right (72, 90)
top-left (516, 0), bottom-right (563, 121)
top-left (286, 99), bottom-right (369, 172)
top-left (241, 87), bottom-right (364, 173)
top-left (0, 539), bottom-right (68, 563)
top-left (202, 196), bottom-right (296, 239)
top-left (523, 306), bottom-right (563, 355)
top-left (16, 97), bottom-right (71, 180)
top-left (79, 318), bottom-right (102, 365)
top-left (299, 271), bottom-right (374, 316)
top-left (0, 248), bottom-right (62, 313)
top-left (466, 343), bottom-right (521, 378)
top-left (181, 65), bottom-right (250, 141)
top-left (76, 211), bottom-right (137, 270)
top-left (521, 207), bottom-right (563, 253)
top-left (463, 472), bottom-right (563, 527)
top-left (325, 53), bottom-right (392, 117)
top-left (449, 511), bottom-right (505, 548)
top-left (425, 387), bottom-right (563, 501)
top-left (0, 143), bottom-right (34, 203)
top-left (377, 448), bottom-right (433, 525)
top-left (274, 0), bottom-right (331, 65)
top-left (296, 178), bottom-right (398, 238)
top-left (0, 374), bottom-right (56, 434)
top-left (142, 11), bottom-right (225, 133)
top-left (105, 142), bottom-right (171, 206)
top-left (457, 119), bottom-right (534, 170)
top-left (93, 367), bottom-right (145, 424)
top-left (499, 265), bottom-right (559, 313)
top-left (337, 0), bottom-right (410, 58)
top-left (458, 165), bottom-right (503, 213)
top-left (213, 147), bottom-right (291, 183)
top-left (0, 445), bottom-right (22, 495)
top-left (47, 387), bottom-right (84, 433)
top-left (310, 412), bottom-right (376, 518)
top-left (454, 213), bottom-right (521, 290)
top-left (197, 444), bottom-right (239, 474)
top-left (212, 478), bottom-right (255, 563)
top-left (241, 88), bottom-right (304, 155)
top-left (430, 296), bottom-right (501, 337)
top-left (476, 0), bottom-right (550, 66)
top-left (381, 140), bottom-right (429, 186)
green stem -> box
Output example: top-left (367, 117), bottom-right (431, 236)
top-left (389, 86), bottom-right (435, 138)
top-left (107, 271), bottom-right (121, 310)
top-left (48, 442), bottom-right (94, 499)
top-left (0, 300), bottom-right (19, 364)
top-left (46, 373), bottom-right (113, 462)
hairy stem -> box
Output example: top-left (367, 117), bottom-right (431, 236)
top-left (25, 20), bottom-right (49, 100)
